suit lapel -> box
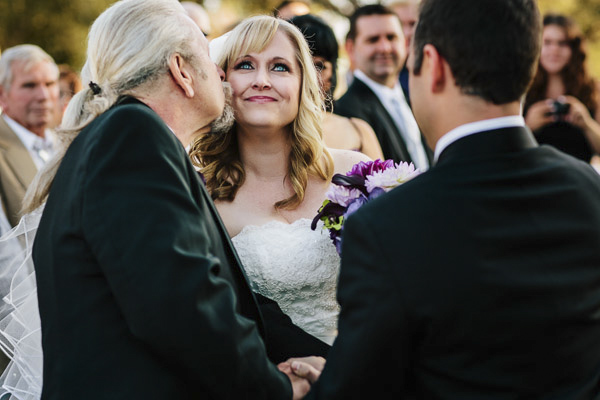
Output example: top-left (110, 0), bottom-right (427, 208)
top-left (353, 79), bottom-right (414, 163)
top-left (112, 97), bottom-right (267, 338)
top-left (0, 117), bottom-right (38, 189)
top-left (193, 172), bottom-right (266, 337)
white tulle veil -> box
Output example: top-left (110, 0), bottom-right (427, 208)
top-left (0, 207), bottom-right (44, 399)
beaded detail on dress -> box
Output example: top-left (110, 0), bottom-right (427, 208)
top-left (232, 219), bottom-right (340, 345)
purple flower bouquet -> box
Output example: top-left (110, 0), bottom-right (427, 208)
top-left (311, 159), bottom-right (420, 255)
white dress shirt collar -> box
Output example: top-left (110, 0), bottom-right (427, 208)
top-left (353, 70), bottom-right (429, 171)
top-left (354, 70), bottom-right (404, 110)
top-left (434, 115), bottom-right (525, 162)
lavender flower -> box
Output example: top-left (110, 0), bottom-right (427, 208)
top-left (326, 185), bottom-right (362, 207)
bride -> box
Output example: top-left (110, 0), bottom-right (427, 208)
top-left (190, 15), bottom-right (370, 345)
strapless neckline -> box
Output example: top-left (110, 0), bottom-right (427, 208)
top-left (233, 218), bottom-right (312, 238)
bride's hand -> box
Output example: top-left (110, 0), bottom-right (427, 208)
top-left (278, 361), bottom-right (312, 399)
top-left (278, 356), bottom-right (325, 383)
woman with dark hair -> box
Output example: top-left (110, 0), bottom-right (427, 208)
top-left (290, 14), bottom-right (383, 160)
top-left (524, 13), bottom-right (600, 162)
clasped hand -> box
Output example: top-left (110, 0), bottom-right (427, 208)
top-left (278, 356), bottom-right (325, 400)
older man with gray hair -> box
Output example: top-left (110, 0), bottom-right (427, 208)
top-left (4, 0), bottom-right (323, 399)
top-left (0, 45), bottom-right (58, 228)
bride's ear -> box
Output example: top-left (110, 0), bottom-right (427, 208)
top-left (168, 53), bottom-right (195, 98)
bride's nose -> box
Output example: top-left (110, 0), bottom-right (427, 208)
top-left (252, 68), bottom-right (271, 90)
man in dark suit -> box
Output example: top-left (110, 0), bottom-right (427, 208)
top-left (30, 1), bottom-right (321, 399)
top-left (307, 0), bottom-right (600, 398)
top-left (337, 4), bottom-right (430, 169)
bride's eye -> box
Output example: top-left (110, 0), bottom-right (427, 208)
top-left (233, 60), bottom-right (253, 70)
top-left (272, 63), bottom-right (290, 72)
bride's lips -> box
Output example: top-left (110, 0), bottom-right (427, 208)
top-left (246, 96), bottom-right (277, 103)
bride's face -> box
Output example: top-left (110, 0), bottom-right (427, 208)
top-left (226, 30), bottom-right (301, 131)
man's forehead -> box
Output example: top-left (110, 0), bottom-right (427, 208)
top-left (11, 59), bottom-right (58, 77)
top-left (356, 15), bottom-right (403, 40)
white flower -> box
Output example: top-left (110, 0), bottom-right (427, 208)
top-left (365, 162), bottom-right (419, 193)
top-left (326, 185), bottom-right (362, 207)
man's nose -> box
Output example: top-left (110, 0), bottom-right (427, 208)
top-left (35, 84), bottom-right (51, 100)
top-left (376, 38), bottom-right (393, 53)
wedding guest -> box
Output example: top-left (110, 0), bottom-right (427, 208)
top-left (274, 0), bottom-right (310, 20)
top-left (14, 0), bottom-right (320, 398)
top-left (307, 0), bottom-right (600, 398)
top-left (386, 0), bottom-right (420, 98)
top-left (54, 64), bottom-right (82, 126)
top-left (181, 1), bottom-right (212, 38)
top-left (0, 44), bottom-right (58, 227)
top-left (337, 4), bottom-right (431, 169)
top-left (290, 14), bottom-right (383, 160)
top-left (524, 13), bottom-right (600, 162)
top-left (191, 15), bottom-right (369, 346)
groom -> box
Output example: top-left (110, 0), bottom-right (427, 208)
top-left (308, 0), bottom-right (600, 398)
top-left (31, 0), bottom-right (322, 399)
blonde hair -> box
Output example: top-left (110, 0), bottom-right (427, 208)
top-left (23, 0), bottom-right (198, 213)
top-left (190, 15), bottom-right (333, 210)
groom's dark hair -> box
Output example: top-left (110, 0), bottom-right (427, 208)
top-left (411, 0), bottom-right (541, 105)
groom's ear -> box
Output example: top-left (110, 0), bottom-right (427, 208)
top-left (168, 53), bottom-right (195, 98)
top-left (422, 44), bottom-right (446, 93)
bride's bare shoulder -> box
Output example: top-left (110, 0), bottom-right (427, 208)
top-left (327, 148), bottom-right (372, 175)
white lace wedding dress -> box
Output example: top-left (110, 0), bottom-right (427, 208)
top-left (232, 218), bottom-right (340, 345)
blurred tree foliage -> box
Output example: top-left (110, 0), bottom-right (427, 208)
top-left (1, 0), bottom-right (600, 76)
top-left (0, 0), bottom-right (112, 69)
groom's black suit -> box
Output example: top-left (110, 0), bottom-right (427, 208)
top-left (308, 127), bottom-right (600, 399)
top-left (33, 97), bottom-right (326, 400)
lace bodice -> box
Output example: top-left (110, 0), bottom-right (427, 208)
top-left (232, 219), bottom-right (340, 345)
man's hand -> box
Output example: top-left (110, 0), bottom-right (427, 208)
top-left (278, 362), bottom-right (311, 400)
top-left (278, 356), bottom-right (325, 398)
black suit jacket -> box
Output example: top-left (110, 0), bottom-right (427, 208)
top-left (33, 97), bottom-right (325, 400)
top-left (308, 127), bottom-right (600, 399)
top-left (335, 77), bottom-right (431, 165)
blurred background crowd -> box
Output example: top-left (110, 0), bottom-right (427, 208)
top-left (1, 0), bottom-right (599, 82)
top-left (1, 0), bottom-right (600, 232)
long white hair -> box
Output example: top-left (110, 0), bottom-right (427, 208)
top-left (23, 0), bottom-right (198, 213)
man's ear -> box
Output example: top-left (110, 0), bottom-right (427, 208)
top-left (422, 44), bottom-right (446, 93)
top-left (168, 53), bottom-right (195, 98)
